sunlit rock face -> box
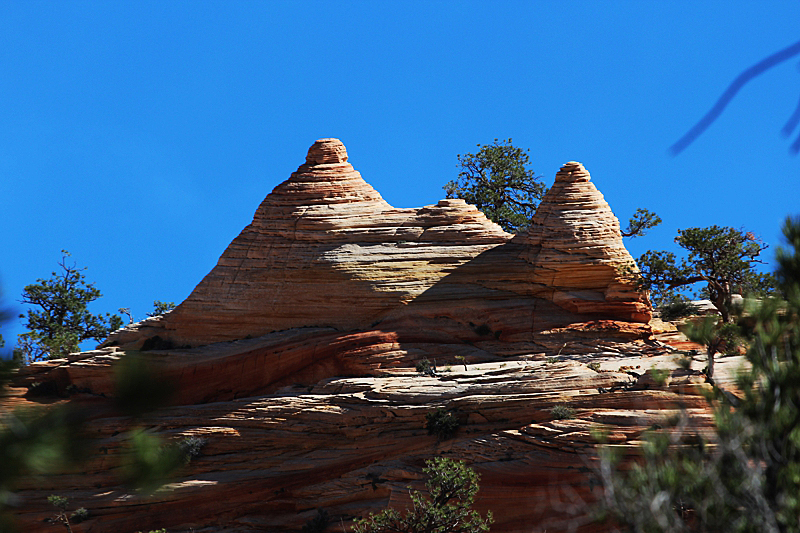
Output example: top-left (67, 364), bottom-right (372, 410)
top-left (104, 139), bottom-right (648, 351)
top-left (11, 139), bottom-right (668, 533)
top-left (519, 161), bottom-right (650, 321)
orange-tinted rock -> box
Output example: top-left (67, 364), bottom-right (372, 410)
top-left (520, 161), bottom-right (650, 322)
top-left (8, 139), bottom-right (670, 533)
top-left (7, 352), bottom-right (742, 533)
top-left (104, 141), bottom-right (648, 354)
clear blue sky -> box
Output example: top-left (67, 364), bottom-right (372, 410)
top-left (2, 1), bottom-right (799, 350)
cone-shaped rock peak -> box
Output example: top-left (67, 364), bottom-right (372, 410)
top-left (521, 161), bottom-right (650, 321)
top-left (104, 144), bottom-right (649, 349)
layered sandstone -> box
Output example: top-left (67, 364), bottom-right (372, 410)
top-left (519, 161), bottom-right (649, 321)
top-left (7, 139), bottom-right (667, 533)
top-left (104, 139), bottom-right (649, 354)
top-left (7, 349), bottom-right (738, 533)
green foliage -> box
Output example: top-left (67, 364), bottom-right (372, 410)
top-left (683, 316), bottom-right (742, 380)
top-left (550, 404), bottom-right (576, 420)
top-left (354, 457), bottom-right (493, 533)
top-left (635, 226), bottom-right (773, 322)
top-left (621, 208), bottom-right (662, 238)
top-left (425, 408), bottom-right (460, 440)
top-left (416, 358), bottom-right (434, 376)
top-left (587, 362), bottom-right (601, 372)
top-left (658, 293), bottom-right (701, 321)
top-left (17, 251), bottom-right (122, 362)
top-left (69, 507), bottom-right (88, 524)
top-left (648, 367), bottom-right (670, 386)
top-left (545, 356), bottom-right (559, 364)
top-left (120, 429), bottom-right (187, 495)
top-left (444, 139), bottom-right (547, 233)
top-left (601, 216), bottom-right (800, 532)
top-left (148, 301), bottom-right (176, 318)
top-left (47, 494), bottom-right (69, 511)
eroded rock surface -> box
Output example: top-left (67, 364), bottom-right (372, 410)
top-left (8, 350), bottom-right (738, 533)
top-left (7, 139), bottom-right (671, 533)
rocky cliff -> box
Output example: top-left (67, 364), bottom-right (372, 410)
top-left (6, 139), bottom-right (691, 533)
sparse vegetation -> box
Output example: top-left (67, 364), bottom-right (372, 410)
top-left (600, 216), bottom-right (800, 533)
top-left (649, 367), bottom-right (670, 386)
top-left (17, 250), bottom-right (123, 362)
top-left (354, 457), bottom-right (492, 533)
top-left (658, 294), bottom-right (701, 321)
top-left (148, 301), bottom-right (176, 317)
top-left (674, 355), bottom-right (693, 370)
top-left (546, 356), bottom-right (559, 364)
top-left (178, 436), bottom-right (208, 463)
top-left (587, 362), bottom-right (601, 372)
top-left (444, 139), bottom-right (547, 233)
top-left (415, 358), bottom-right (435, 376)
top-left (550, 404), bottom-right (576, 420)
top-left (426, 408), bottom-right (460, 440)
top-left (48, 494), bottom-right (78, 532)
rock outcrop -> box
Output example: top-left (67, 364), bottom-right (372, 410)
top-left (7, 139), bottom-right (669, 533)
top-left (104, 139), bottom-right (649, 353)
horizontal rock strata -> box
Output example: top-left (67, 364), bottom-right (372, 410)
top-left (104, 140), bottom-right (649, 357)
top-left (7, 350), bottom-right (741, 533)
top-left (10, 139), bottom-right (663, 533)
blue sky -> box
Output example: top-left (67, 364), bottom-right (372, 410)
top-left (2, 1), bottom-right (799, 350)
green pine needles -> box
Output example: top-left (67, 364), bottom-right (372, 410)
top-left (354, 457), bottom-right (493, 533)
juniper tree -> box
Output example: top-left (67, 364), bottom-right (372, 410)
top-left (18, 251), bottom-right (122, 362)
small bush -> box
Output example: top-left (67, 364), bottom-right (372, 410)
top-left (415, 358), bottom-right (433, 375)
top-left (659, 296), bottom-right (700, 321)
top-left (674, 355), bottom-right (692, 370)
top-left (48, 495), bottom-right (69, 511)
top-left (649, 367), bottom-right (670, 386)
top-left (546, 356), bottom-right (559, 364)
top-left (426, 408), bottom-right (460, 440)
top-left (550, 405), bottom-right (576, 420)
top-left (70, 507), bottom-right (89, 523)
top-left (178, 436), bottom-right (208, 463)
top-left (587, 362), bottom-right (601, 372)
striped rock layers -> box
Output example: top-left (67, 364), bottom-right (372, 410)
top-left (520, 161), bottom-right (650, 321)
top-left (104, 139), bottom-right (650, 351)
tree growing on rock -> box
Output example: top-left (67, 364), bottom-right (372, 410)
top-left (17, 251), bottom-right (122, 362)
top-left (600, 216), bottom-right (800, 532)
top-left (444, 139), bottom-right (547, 233)
top-left (634, 226), bottom-right (774, 323)
top-left (445, 139), bottom-right (660, 237)
top-left (354, 457), bottom-right (493, 533)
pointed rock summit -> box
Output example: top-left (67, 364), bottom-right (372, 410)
top-left (521, 161), bottom-right (650, 321)
top-left (104, 144), bottom-right (650, 351)
top-left (140, 139), bottom-right (509, 346)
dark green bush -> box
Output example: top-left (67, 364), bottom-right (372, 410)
top-left (425, 408), bottom-right (459, 440)
top-left (550, 404), bottom-right (575, 420)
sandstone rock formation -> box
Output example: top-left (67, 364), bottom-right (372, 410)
top-left (105, 139), bottom-right (649, 351)
top-left (6, 139), bottom-right (672, 533)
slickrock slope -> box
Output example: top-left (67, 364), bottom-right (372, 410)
top-left (7, 351), bottom-right (741, 533)
top-left (7, 139), bottom-right (669, 533)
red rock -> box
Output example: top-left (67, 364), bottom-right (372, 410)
top-left (7, 139), bottom-right (675, 533)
